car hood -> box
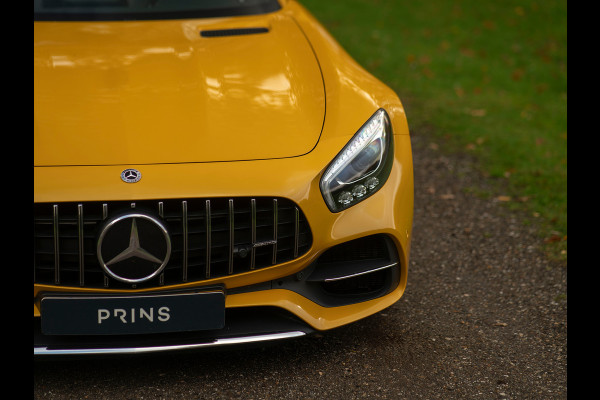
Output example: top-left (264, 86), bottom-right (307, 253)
top-left (34, 12), bottom-right (325, 166)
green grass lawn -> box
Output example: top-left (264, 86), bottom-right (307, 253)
top-left (300, 0), bottom-right (567, 262)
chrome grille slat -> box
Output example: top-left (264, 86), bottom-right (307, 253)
top-left (34, 197), bottom-right (312, 289)
top-left (251, 199), bottom-right (256, 269)
top-left (158, 201), bottom-right (165, 285)
top-left (294, 207), bottom-right (299, 258)
top-left (228, 199), bottom-right (234, 275)
top-left (182, 200), bottom-right (188, 282)
top-left (272, 199), bottom-right (278, 265)
top-left (77, 204), bottom-right (84, 287)
top-left (102, 203), bottom-right (109, 288)
top-left (205, 200), bottom-right (211, 279)
top-left (53, 204), bottom-right (60, 285)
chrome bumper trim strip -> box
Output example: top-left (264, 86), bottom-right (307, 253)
top-left (34, 331), bottom-right (306, 356)
top-left (323, 262), bottom-right (398, 282)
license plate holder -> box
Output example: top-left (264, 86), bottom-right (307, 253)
top-left (40, 291), bottom-right (225, 335)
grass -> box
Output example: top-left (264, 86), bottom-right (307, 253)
top-left (300, 0), bottom-right (567, 263)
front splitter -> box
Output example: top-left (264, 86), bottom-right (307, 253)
top-left (34, 330), bottom-right (306, 356)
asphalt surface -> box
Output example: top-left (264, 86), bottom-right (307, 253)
top-left (33, 130), bottom-right (567, 399)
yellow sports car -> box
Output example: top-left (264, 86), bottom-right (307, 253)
top-left (34, 0), bottom-right (413, 355)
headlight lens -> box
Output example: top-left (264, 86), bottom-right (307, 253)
top-left (320, 109), bottom-right (394, 212)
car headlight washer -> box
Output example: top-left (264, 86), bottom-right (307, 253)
top-left (320, 108), bottom-right (394, 212)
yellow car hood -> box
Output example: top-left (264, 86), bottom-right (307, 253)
top-left (34, 13), bottom-right (325, 166)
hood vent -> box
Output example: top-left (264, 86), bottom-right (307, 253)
top-left (200, 27), bottom-right (269, 37)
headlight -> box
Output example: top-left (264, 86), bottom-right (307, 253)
top-left (320, 109), bottom-right (394, 212)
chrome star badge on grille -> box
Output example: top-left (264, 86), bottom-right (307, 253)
top-left (97, 213), bottom-right (171, 284)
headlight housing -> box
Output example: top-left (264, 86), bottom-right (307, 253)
top-left (320, 109), bottom-right (394, 212)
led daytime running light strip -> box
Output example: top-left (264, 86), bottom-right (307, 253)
top-left (322, 110), bottom-right (385, 183)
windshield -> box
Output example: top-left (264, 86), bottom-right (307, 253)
top-left (34, 0), bottom-right (281, 21)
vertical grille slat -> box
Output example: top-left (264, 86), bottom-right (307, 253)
top-left (53, 204), bottom-right (60, 285)
top-left (102, 203), bottom-right (109, 288)
top-left (251, 199), bottom-right (256, 269)
top-left (206, 200), bottom-right (212, 279)
top-left (294, 206), bottom-right (300, 258)
top-left (272, 199), bottom-right (278, 265)
top-left (77, 204), bottom-right (84, 287)
top-left (228, 199), bottom-right (234, 275)
top-left (34, 197), bottom-right (312, 289)
top-left (158, 201), bottom-right (165, 286)
top-left (182, 200), bottom-right (188, 282)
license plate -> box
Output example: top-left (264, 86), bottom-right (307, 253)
top-left (40, 291), bottom-right (225, 335)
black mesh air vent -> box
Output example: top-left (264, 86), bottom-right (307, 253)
top-left (200, 27), bottom-right (269, 37)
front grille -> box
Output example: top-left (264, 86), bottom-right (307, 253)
top-left (34, 198), bottom-right (312, 289)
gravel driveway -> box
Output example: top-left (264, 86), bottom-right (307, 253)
top-left (34, 129), bottom-right (567, 399)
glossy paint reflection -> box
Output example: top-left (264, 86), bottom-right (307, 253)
top-left (34, 13), bottom-right (325, 166)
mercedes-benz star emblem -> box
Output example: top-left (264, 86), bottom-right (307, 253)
top-left (97, 213), bottom-right (171, 284)
top-left (121, 168), bottom-right (141, 183)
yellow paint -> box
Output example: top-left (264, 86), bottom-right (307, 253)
top-left (33, 1), bottom-right (413, 331)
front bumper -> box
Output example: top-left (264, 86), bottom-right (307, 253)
top-left (34, 133), bottom-right (413, 355)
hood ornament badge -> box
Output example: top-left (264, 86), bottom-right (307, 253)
top-left (121, 168), bottom-right (141, 183)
